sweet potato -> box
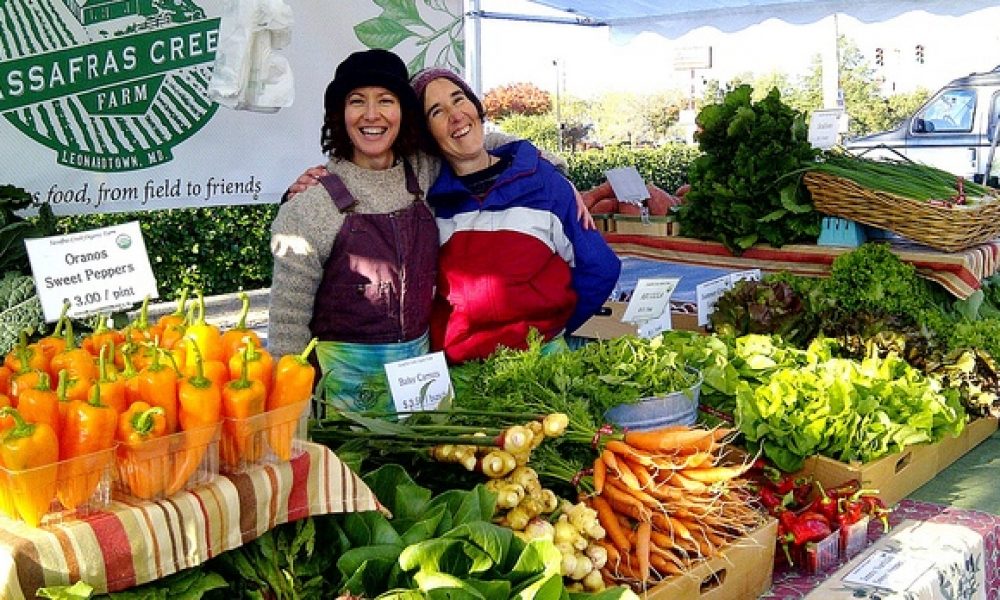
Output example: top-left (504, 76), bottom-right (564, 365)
top-left (646, 185), bottom-right (671, 216)
top-left (589, 197), bottom-right (619, 215)
top-left (618, 201), bottom-right (643, 216)
top-left (675, 183), bottom-right (691, 197)
top-left (582, 181), bottom-right (615, 209)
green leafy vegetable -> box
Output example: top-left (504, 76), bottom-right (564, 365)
top-left (677, 85), bottom-right (820, 252)
top-left (0, 272), bottom-right (44, 356)
top-left (735, 337), bottom-right (965, 472)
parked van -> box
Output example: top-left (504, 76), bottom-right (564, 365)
top-left (845, 66), bottom-right (1000, 185)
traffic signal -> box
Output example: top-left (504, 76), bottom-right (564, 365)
top-left (915, 44), bottom-right (925, 64)
top-left (875, 47), bottom-right (884, 67)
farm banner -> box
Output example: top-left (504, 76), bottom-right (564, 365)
top-left (0, 0), bottom-right (465, 215)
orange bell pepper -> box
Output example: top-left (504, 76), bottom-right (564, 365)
top-left (155, 288), bottom-right (189, 333)
top-left (0, 398), bottom-right (16, 519)
top-left (268, 338), bottom-right (318, 411)
top-left (35, 303), bottom-right (70, 367)
top-left (267, 338), bottom-right (317, 461)
top-left (221, 346), bottom-right (267, 468)
top-left (54, 370), bottom-right (73, 434)
top-left (0, 407), bottom-right (59, 527)
top-left (57, 383), bottom-right (117, 509)
top-left (16, 372), bottom-right (61, 439)
top-left (116, 402), bottom-right (168, 443)
top-left (182, 290), bottom-right (223, 364)
top-left (88, 346), bottom-right (126, 415)
top-left (10, 368), bottom-right (45, 401)
top-left (49, 320), bottom-right (97, 402)
top-left (169, 340), bottom-right (222, 495)
top-left (4, 332), bottom-right (48, 374)
top-left (137, 346), bottom-right (181, 434)
top-left (220, 292), bottom-right (262, 363)
top-left (119, 350), bottom-right (143, 406)
top-left (82, 315), bottom-right (124, 359)
top-left (228, 343), bottom-right (274, 399)
top-left (178, 340), bottom-right (222, 431)
top-left (183, 355), bottom-right (228, 392)
top-left (128, 296), bottom-right (162, 345)
top-left (0, 365), bottom-right (12, 396)
top-left (116, 402), bottom-right (168, 500)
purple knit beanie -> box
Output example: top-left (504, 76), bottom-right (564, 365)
top-left (410, 68), bottom-right (485, 120)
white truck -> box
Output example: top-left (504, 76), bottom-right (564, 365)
top-left (845, 66), bottom-right (1000, 186)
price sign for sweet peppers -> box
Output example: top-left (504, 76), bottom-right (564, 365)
top-left (25, 221), bottom-right (158, 322)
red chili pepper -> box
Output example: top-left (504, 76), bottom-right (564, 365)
top-left (785, 511), bottom-right (832, 546)
top-left (811, 481), bottom-right (840, 523)
top-left (758, 486), bottom-right (785, 514)
top-left (855, 491), bottom-right (891, 533)
top-left (837, 497), bottom-right (864, 527)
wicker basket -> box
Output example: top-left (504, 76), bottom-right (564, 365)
top-left (804, 170), bottom-right (1000, 252)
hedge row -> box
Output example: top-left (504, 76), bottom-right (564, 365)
top-left (54, 146), bottom-right (698, 295)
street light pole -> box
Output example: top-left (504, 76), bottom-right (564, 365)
top-left (553, 59), bottom-right (562, 151)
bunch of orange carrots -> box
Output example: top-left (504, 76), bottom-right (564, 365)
top-left (586, 425), bottom-right (765, 592)
top-left (0, 289), bottom-right (316, 517)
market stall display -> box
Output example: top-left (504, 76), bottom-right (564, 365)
top-left (0, 441), bottom-right (377, 599)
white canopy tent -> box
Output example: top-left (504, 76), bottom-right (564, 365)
top-left (464, 0), bottom-right (1000, 108)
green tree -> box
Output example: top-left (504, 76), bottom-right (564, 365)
top-left (782, 36), bottom-right (930, 137)
top-left (642, 91), bottom-right (687, 142)
top-left (494, 113), bottom-right (559, 151)
top-left (587, 92), bottom-right (645, 145)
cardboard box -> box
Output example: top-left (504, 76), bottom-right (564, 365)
top-left (593, 214), bottom-right (616, 233)
top-left (793, 419), bottom-right (997, 508)
top-left (613, 214), bottom-right (678, 237)
top-left (572, 301), bottom-right (705, 339)
top-left (645, 519), bottom-right (777, 600)
top-left (805, 519), bottom-right (986, 599)
top-left (795, 442), bottom-right (938, 508)
top-left (935, 416), bottom-right (998, 473)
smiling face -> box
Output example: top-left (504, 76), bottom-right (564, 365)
top-left (422, 78), bottom-right (488, 172)
top-left (344, 86), bottom-right (402, 170)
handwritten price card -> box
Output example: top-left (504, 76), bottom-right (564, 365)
top-left (385, 351), bottom-right (453, 415)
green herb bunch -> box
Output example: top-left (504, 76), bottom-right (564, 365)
top-left (677, 85), bottom-right (820, 252)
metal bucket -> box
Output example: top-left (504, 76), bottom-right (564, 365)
top-left (603, 369), bottom-right (702, 431)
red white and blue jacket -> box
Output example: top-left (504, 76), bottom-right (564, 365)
top-left (427, 140), bottom-right (621, 363)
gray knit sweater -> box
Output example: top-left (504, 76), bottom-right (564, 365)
top-left (267, 153), bottom-right (440, 357)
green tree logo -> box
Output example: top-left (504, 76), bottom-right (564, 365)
top-left (0, 0), bottom-right (220, 172)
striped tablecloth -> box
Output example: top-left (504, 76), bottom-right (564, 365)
top-left (0, 442), bottom-right (377, 599)
top-left (605, 234), bottom-right (1000, 299)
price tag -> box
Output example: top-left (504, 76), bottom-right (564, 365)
top-left (696, 275), bottom-right (732, 326)
top-left (25, 221), bottom-right (158, 322)
top-left (622, 278), bottom-right (679, 324)
top-left (384, 351), bottom-right (453, 415)
top-left (841, 550), bottom-right (935, 591)
top-left (729, 269), bottom-right (761, 285)
top-left (636, 309), bottom-right (672, 339)
top-left (808, 109), bottom-right (844, 149)
top-left (605, 166), bottom-right (650, 204)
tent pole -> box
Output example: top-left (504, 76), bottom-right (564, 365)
top-left (465, 0), bottom-right (483, 97)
